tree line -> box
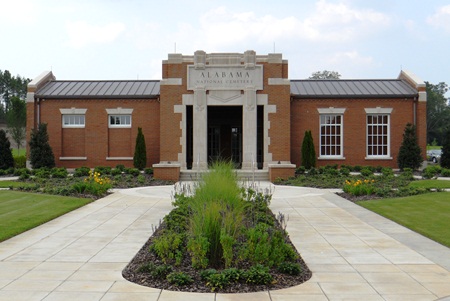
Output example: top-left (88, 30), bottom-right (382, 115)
top-left (0, 70), bottom-right (29, 150)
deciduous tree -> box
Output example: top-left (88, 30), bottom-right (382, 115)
top-left (309, 70), bottom-right (341, 80)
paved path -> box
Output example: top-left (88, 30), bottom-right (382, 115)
top-left (1, 183), bottom-right (450, 301)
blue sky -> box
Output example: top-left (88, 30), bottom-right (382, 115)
top-left (1, 0), bottom-right (449, 96)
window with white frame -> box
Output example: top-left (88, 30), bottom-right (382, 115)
top-left (109, 115), bottom-right (131, 127)
top-left (60, 108), bottom-right (87, 128)
top-left (365, 108), bottom-right (392, 158)
top-left (318, 108), bottom-right (346, 158)
top-left (106, 108), bottom-right (133, 128)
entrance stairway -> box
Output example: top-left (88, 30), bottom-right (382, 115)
top-left (179, 169), bottom-right (270, 182)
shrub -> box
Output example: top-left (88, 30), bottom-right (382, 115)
top-left (222, 268), bottom-right (244, 282)
top-left (360, 168), bottom-right (374, 177)
top-left (115, 164), bottom-right (126, 171)
top-left (199, 269), bottom-right (217, 281)
top-left (295, 166), bottom-right (306, 175)
top-left (166, 272), bottom-right (193, 286)
top-left (126, 168), bottom-right (140, 176)
top-left (137, 262), bottom-right (156, 273)
top-left (0, 129), bottom-right (14, 170)
top-left (301, 130), bottom-right (316, 169)
top-left (339, 167), bottom-right (350, 176)
top-left (441, 168), bottom-right (450, 177)
top-left (381, 167), bottom-right (394, 177)
top-left (133, 127), bottom-right (147, 170)
top-left (144, 167), bottom-right (153, 175)
top-left (14, 155), bottom-right (26, 168)
top-left (110, 168), bottom-right (122, 176)
top-left (400, 168), bottom-right (414, 181)
top-left (94, 166), bottom-right (112, 175)
top-left (244, 264), bottom-right (273, 285)
top-left (422, 166), bottom-right (440, 179)
top-left (73, 166), bottom-right (90, 177)
top-left (29, 123), bottom-right (55, 169)
top-left (152, 264), bottom-right (173, 279)
top-left (206, 272), bottom-right (229, 291)
top-left (51, 167), bottom-right (68, 178)
top-left (34, 168), bottom-right (51, 179)
top-left (397, 123), bottom-right (423, 170)
top-left (151, 230), bottom-right (185, 265)
top-left (353, 165), bottom-right (362, 172)
top-left (278, 262), bottom-right (302, 275)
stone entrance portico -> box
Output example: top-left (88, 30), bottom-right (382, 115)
top-left (153, 50), bottom-right (296, 181)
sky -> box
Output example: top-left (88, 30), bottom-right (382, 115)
top-left (1, 0), bottom-right (450, 96)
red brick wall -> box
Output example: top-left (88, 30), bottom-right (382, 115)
top-left (265, 63), bottom-right (291, 162)
top-left (33, 98), bottom-right (160, 168)
top-left (62, 128), bottom-right (85, 157)
top-left (290, 98), bottom-right (423, 168)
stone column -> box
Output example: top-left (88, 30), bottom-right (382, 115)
top-left (242, 86), bottom-right (257, 170)
top-left (193, 87), bottom-right (208, 170)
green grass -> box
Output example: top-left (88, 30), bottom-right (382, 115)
top-left (358, 192), bottom-right (450, 248)
top-left (408, 180), bottom-right (450, 189)
top-left (0, 181), bottom-right (36, 188)
top-left (0, 191), bottom-right (92, 242)
top-left (427, 145), bottom-right (442, 150)
top-left (12, 148), bottom-right (26, 156)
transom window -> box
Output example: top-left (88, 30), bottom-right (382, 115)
top-left (367, 114), bottom-right (390, 157)
top-left (109, 115), bottom-right (131, 127)
top-left (62, 115), bottom-right (85, 128)
top-left (320, 114), bottom-right (343, 157)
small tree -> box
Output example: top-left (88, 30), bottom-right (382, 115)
top-left (397, 123), bottom-right (423, 170)
top-left (133, 127), bottom-right (147, 170)
top-left (301, 130), bottom-right (316, 169)
top-left (0, 129), bottom-right (14, 169)
top-left (29, 123), bottom-right (55, 169)
top-left (440, 128), bottom-right (450, 168)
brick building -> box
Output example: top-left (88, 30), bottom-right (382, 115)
top-left (26, 51), bottom-right (427, 181)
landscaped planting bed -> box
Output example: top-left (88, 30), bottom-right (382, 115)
top-left (123, 162), bottom-right (312, 293)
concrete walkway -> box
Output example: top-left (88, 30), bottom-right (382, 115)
top-left (1, 183), bottom-right (450, 301)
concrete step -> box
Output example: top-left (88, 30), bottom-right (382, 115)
top-left (179, 170), bottom-right (269, 182)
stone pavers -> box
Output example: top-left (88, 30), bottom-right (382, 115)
top-left (0, 183), bottom-right (449, 300)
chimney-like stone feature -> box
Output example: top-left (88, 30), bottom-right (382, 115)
top-left (194, 50), bottom-right (206, 69)
top-left (244, 50), bottom-right (256, 69)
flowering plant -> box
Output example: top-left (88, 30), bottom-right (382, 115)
top-left (343, 179), bottom-right (375, 196)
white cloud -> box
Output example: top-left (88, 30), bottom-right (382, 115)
top-left (193, 1), bottom-right (390, 50)
top-left (427, 5), bottom-right (450, 32)
top-left (65, 21), bottom-right (125, 49)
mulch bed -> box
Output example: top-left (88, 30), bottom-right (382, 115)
top-left (122, 222), bottom-right (312, 293)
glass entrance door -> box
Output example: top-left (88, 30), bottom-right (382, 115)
top-left (207, 106), bottom-right (242, 168)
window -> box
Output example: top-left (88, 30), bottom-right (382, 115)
top-left (62, 114), bottom-right (85, 128)
top-left (366, 114), bottom-right (390, 157)
top-left (60, 109), bottom-right (87, 128)
top-left (109, 115), bottom-right (131, 127)
top-left (320, 114), bottom-right (343, 157)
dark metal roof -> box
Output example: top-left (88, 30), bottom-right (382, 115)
top-left (35, 80), bottom-right (160, 99)
top-left (290, 79), bottom-right (417, 98)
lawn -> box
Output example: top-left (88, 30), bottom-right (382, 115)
top-left (408, 179), bottom-right (450, 189)
top-left (358, 192), bottom-right (450, 248)
top-left (0, 181), bottom-right (36, 189)
top-left (0, 191), bottom-right (92, 242)
top-left (12, 148), bottom-right (26, 156)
